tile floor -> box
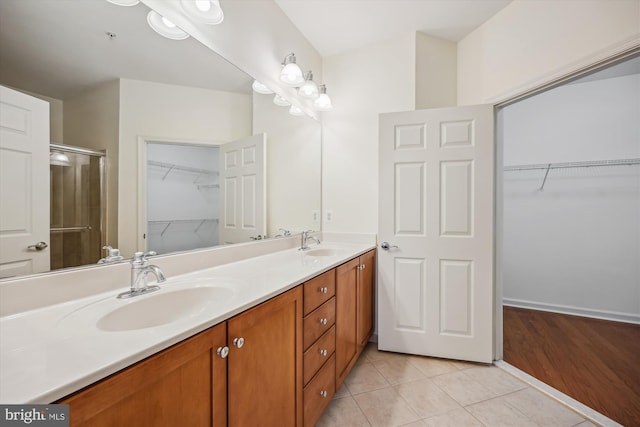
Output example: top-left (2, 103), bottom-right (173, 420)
top-left (316, 343), bottom-right (595, 427)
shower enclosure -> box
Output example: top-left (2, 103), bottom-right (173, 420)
top-left (49, 144), bottom-right (105, 270)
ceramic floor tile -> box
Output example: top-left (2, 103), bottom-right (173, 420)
top-left (431, 370), bottom-right (498, 406)
top-left (371, 358), bottom-right (426, 385)
top-left (344, 360), bottom-right (390, 395)
top-left (334, 383), bottom-right (351, 399)
top-left (407, 356), bottom-right (461, 378)
top-left (462, 365), bottom-right (528, 396)
top-left (353, 386), bottom-right (421, 427)
top-left (503, 388), bottom-right (586, 427)
top-left (466, 396), bottom-right (540, 427)
top-left (394, 378), bottom-right (462, 418)
top-left (423, 408), bottom-right (485, 427)
top-left (316, 396), bottom-right (371, 427)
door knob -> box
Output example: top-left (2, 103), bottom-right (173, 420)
top-left (380, 242), bottom-right (398, 250)
top-left (27, 241), bottom-right (48, 251)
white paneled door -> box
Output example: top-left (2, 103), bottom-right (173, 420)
top-left (378, 105), bottom-right (494, 363)
top-left (219, 134), bottom-right (266, 245)
top-left (0, 86), bottom-right (50, 278)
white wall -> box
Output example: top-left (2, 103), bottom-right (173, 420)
top-left (458, 0), bottom-right (640, 105)
top-left (415, 33), bottom-right (457, 110)
top-left (252, 93), bottom-right (322, 237)
top-left (321, 33), bottom-right (416, 234)
top-left (64, 80), bottom-right (120, 248)
top-left (118, 78), bottom-right (252, 257)
top-left (501, 73), bottom-right (640, 322)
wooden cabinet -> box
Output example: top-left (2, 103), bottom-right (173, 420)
top-left (59, 323), bottom-right (228, 427)
top-left (335, 250), bottom-right (376, 387)
top-left (301, 269), bottom-right (336, 426)
top-left (58, 250), bottom-right (374, 427)
top-left (227, 287), bottom-right (303, 427)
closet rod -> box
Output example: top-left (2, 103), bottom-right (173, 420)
top-left (148, 160), bottom-right (219, 177)
top-left (504, 158), bottom-right (640, 172)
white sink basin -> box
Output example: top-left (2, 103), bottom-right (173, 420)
top-left (304, 248), bottom-right (339, 257)
top-left (97, 286), bottom-right (234, 332)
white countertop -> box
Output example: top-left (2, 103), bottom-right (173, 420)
top-left (0, 241), bottom-right (374, 404)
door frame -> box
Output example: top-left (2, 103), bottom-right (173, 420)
top-left (492, 42), bottom-right (640, 360)
top-left (136, 135), bottom-right (226, 252)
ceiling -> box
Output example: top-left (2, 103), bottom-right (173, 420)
top-left (274, 0), bottom-right (513, 57)
top-left (0, 0), bottom-right (252, 100)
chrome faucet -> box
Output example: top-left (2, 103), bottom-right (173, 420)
top-left (97, 245), bottom-right (124, 264)
top-left (117, 251), bottom-right (166, 299)
top-left (299, 230), bottom-right (320, 251)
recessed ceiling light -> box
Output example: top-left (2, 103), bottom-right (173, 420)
top-left (105, 0), bottom-right (140, 6)
top-left (146, 10), bottom-right (189, 40)
top-left (180, 0), bottom-right (224, 25)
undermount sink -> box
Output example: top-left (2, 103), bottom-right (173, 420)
top-left (97, 286), bottom-right (234, 332)
top-left (304, 248), bottom-right (339, 257)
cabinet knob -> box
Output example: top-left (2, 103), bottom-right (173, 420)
top-left (320, 390), bottom-right (328, 398)
top-left (216, 346), bottom-right (229, 358)
top-left (233, 337), bottom-right (245, 348)
top-left (319, 318), bottom-right (328, 325)
top-left (320, 287), bottom-right (328, 294)
top-left (319, 349), bottom-right (328, 356)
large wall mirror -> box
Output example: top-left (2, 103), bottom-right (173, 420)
top-left (0, 0), bottom-right (321, 280)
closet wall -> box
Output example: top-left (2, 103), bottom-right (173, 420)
top-left (146, 143), bottom-right (219, 255)
top-left (501, 70), bottom-right (640, 323)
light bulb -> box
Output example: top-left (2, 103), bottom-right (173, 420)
top-left (161, 16), bottom-right (176, 28)
top-left (195, 0), bottom-right (211, 12)
top-left (180, 0), bottom-right (224, 24)
top-left (147, 11), bottom-right (189, 40)
top-left (279, 53), bottom-right (304, 86)
top-left (313, 85), bottom-right (333, 111)
top-left (298, 71), bottom-right (318, 99)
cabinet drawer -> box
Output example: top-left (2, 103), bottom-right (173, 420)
top-left (304, 354), bottom-right (336, 427)
top-left (303, 297), bottom-right (335, 350)
top-left (303, 270), bottom-right (336, 315)
top-left (303, 326), bottom-right (335, 386)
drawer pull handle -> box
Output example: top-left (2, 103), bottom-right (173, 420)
top-left (320, 349), bottom-right (328, 356)
top-left (320, 287), bottom-right (328, 294)
top-left (320, 390), bottom-right (328, 398)
top-left (216, 346), bottom-right (229, 358)
top-left (320, 318), bottom-right (328, 325)
top-left (233, 337), bottom-right (245, 348)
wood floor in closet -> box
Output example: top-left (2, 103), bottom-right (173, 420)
top-left (503, 306), bottom-right (640, 427)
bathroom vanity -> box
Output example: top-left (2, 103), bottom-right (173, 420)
top-left (0, 239), bottom-right (375, 427)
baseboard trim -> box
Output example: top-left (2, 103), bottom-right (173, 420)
top-left (494, 360), bottom-right (623, 427)
top-left (502, 298), bottom-right (640, 324)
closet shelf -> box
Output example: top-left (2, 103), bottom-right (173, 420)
top-left (148, 160), bottom-right (219, 182)
top-left (148, 218), bottom-right (219, 236)
top-left (503, 158), bottom-right (640, 190)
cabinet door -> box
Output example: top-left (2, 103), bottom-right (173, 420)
top-left (335, 257), bottom-right (359, 387)
top-left (60, 323), bottom-right (228, 427)
top-left (357, 250), bottom-right (376, 349)
top-left (227, 287), bottom-right (303, 427)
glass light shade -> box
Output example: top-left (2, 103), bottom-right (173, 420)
top-left (313, 85), bottom-right (333, 111)
top-left (252, 80), bottom-right (273, 95)
top-left (180, 0), bottom-right (224, 25)
top-left (49, 152), bottom-right (71, 167)
top-left (147, 11), bottom-right (189, 40)
top-left (106, 0), bottom-right (140, 6)
top-left (279, 54), bottom-right (304, 86)
top-left (273, 94), bottom-right (291, 107)
top-left (298, 71), bottom-right (318, 99)
top-left (288, 105), bottom-right (305, 116)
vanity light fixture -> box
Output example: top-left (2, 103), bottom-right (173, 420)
top-left (288, 105), bottom-right (305, 116)
top-left (279, 53), bottom-right (304, 86)
top-left (273, 94), bottom-right (291, 107)
top-left (252, 80), bottom-right (274, 95)
top-left (147, 10), bottom-right (189, 40)
top-left (313, 85), bottom-right (333, 111)
top-left (298, 71), bottom-right (319, 99)
top-left (180, 0), bottom-right (224, 25)
top-left (49, 152), bottom-right (71, 167)
top-left (106, 0), bottom-right (140, 6)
